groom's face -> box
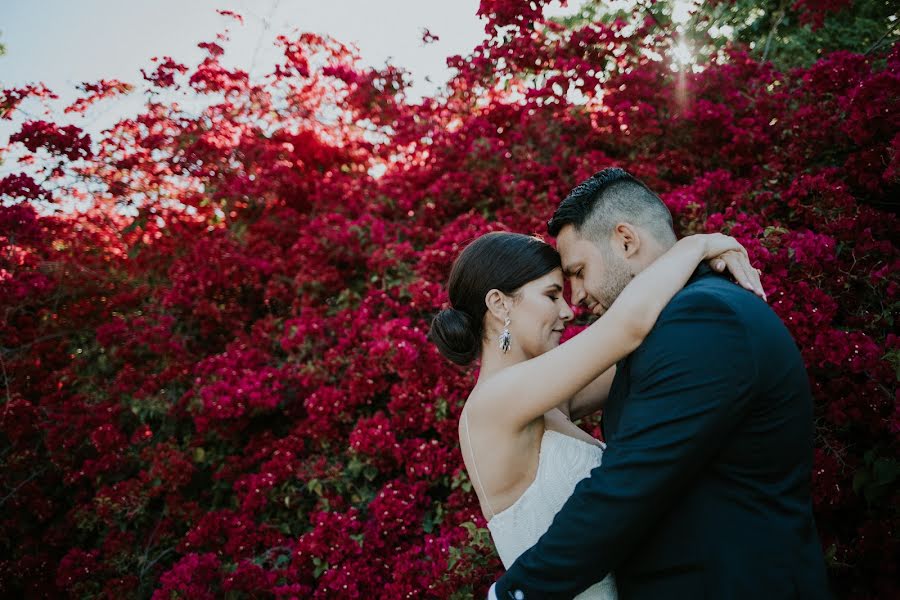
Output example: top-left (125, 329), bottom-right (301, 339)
top-left (556, 224), bottom-right (634, 316)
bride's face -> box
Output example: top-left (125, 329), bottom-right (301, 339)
top-left (508, 269), bottom-right (574, 358)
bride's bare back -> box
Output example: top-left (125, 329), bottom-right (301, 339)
top-left (460, 407), bottom-right (603, 520)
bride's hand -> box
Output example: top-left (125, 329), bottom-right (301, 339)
top-left (694, 233), bottom-right (766, 300)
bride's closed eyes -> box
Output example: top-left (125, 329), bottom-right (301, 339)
top-left (545, 284), bottom-right (564, 302)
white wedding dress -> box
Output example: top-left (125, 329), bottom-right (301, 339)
top-left (486, 429), bottom-right (618, 600)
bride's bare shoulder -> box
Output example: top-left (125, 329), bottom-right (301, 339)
top-left (461, 373), bottom-right (509, 420)
top-left (459, 386), bottom-right (492, 426)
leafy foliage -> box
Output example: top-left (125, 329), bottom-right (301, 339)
top-left (1, 2), bottom-right (897, 598)
top-left (559, 0), bottom-right (898, 69)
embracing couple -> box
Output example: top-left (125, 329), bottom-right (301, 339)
top-left (429, 168), bottom-right (831, 599)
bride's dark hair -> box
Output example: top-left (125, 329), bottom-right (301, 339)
top-left (429, 232), bottom-right (561, 365)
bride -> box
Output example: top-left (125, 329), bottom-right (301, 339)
top-left (429, 231), bottom-right (763, 599)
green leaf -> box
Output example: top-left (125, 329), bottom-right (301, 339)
top-left (345, 455), bottom-right (364, 478)
top-left (312, 556), bottom-right (329, 578)
top-left (460, 521), bottom-right (477, 537)
top-left (307, 478), bottom-right (323, 497)
top-left (447, 546), bottom-right (461, 570)
top-left (872, 458), bottom-right (899, 486)
top-left (122, 215), bottom-right (147, 234)
top-left (434, 398), bottom-right (449, 420)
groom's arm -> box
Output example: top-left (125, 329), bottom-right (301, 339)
top-left (494, 289), bottom-right (757, 599)
top-left (567, 367), bottom-right (616, 421)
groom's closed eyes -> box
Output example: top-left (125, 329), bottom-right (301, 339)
top-left (563, 265), bottom-right (584, 279)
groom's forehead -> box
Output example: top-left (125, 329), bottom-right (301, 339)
top-left (560, 253), bottom-right (582, 275)
top-left (556, 228), bottom-right (582, 258)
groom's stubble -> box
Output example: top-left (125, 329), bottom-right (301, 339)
top-left (596, 241), bottom-right (638, 310)
top-left (594, 225), bottom-right (676, 310)
top-left (557, 220), bottom-right (674, 313)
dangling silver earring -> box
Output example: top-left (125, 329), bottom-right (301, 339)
top-left (498, 316), bottom-right (511, 353)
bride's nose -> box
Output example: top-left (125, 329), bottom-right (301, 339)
top-left (560, 303), bottom-right (574, 322)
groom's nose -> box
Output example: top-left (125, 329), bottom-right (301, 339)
top-left (570, 281), bottom-right (587, 306)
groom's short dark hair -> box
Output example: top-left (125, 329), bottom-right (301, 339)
top-left (547, 167), bottom-right (676, 244)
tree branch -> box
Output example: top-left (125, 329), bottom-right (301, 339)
top-left (0, 467), bottom-right (48, 508)
top-left (762, 2), bottom-right (788, 63)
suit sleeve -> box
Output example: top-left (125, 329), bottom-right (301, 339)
top-left (494, 290), bottom-right (758, 599)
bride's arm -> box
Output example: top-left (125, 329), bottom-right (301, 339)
top-left (470, 234), bottom-right (761, 430)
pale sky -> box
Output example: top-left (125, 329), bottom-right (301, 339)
top-left (0, 0), bottom-right (577, 212)
top-left (0, 0), bottom-right (492, 93)
top-left (0, 0), bottom-right (587, 181)
top-left (0, 0), bottom-right (500, 143)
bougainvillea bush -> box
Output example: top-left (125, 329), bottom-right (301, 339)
top-left (1, 2), bottom-right (897, 598)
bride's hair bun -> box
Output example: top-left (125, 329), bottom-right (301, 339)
top-left (429, 308), bottom-right (479, 366)
top-left (428, 232), bottom-right (561, 367)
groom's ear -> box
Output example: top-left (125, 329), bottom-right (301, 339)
top-left (613, 222), bottom-right (641, 258)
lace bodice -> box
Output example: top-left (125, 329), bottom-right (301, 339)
top-left (487, 429), bottom-right (617, 600)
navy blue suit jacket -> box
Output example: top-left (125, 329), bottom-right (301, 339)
top-left (495, 266), bottom-right (831, 599)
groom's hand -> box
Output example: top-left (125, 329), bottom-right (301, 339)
top-left (709, 250), bottom-right (765, 300)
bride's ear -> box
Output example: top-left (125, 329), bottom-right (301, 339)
top-left (484, 288), bottom-right (509, 323)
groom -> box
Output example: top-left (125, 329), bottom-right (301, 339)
top-left (490, 168), bottom-right (831, 599)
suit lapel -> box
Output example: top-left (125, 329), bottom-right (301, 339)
top-left (602, 266), bottom-right (717, 441)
